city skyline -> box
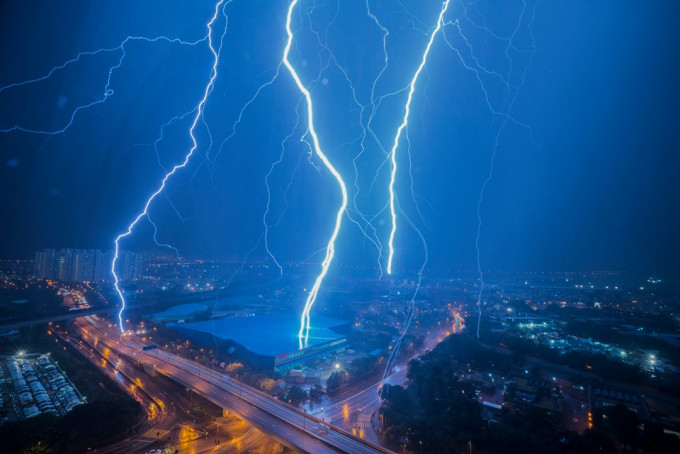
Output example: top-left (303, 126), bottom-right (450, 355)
top-left (0, 1), bottom-right (678, 283)
top-left (0, 1), bottom-right (679, 453)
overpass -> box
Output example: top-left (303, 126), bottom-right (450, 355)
top-left (0, 300), bottom-right (162, 331)
top-left (75, 316), bottom-right (393, 454)
top-left (0, 306), bottom-right (119, 331)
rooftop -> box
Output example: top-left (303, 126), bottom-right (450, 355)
top-left (174, 312), bottom-right (350, 356)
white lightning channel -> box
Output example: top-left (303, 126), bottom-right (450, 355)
top-left (386, 0), bottom-right (450, 275)
top-left (113, 0), bottom-right (228, 332)
top-left (283, 0), bottom-right (348, 348)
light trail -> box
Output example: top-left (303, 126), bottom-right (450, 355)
top-left (113, 0), bottom-right (229, 332)
top-left (282, 0), bottom-right (349, 348)
top-left (386, 0), bottom-right (450, 275)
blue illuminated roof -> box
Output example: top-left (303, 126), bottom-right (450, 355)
top-left (175, 313), bottom-right (349, 356)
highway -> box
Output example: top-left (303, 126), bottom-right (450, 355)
top-left (318, 328), bottom-right (450, 443)
top-left (66, 330), bottom-right (281, 453)
top-left (309, 367), bottom-right (406, 445)
top-left (74, 316), bottom-right (394, 454)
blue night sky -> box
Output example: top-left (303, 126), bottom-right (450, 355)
top-left (1, 1), bottom-right (679, 282)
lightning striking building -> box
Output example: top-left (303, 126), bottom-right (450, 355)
top-left (170, 313), bottom-right (350, 372)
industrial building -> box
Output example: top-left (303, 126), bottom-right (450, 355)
top-left (171, 313), bottom-right (350, 372)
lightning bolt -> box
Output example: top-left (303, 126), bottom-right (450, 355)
top-left (2, 0), bottom-right (538, 354)
top-left (119, 109), bottom-right (198, 269)
top-left (114, 0), bottom-right (229, 332)
top-left (380, 0), bottom-right (537, 385)
top-left (343, 1), bottom-right (392, 279)
top-left (387, 0), bottom-right (450, 275)
top-left (441, 0), bottom-right (538, 338)
top-left (147, 213), bottom-right (185, 268)
top-left (0, 35), bottom-right (205, 136)
top-left (262, 96), bottom-right (304, 277)
top-left (381, 206), bottom-right (428, 391)
top-left (283, 0), bottom-right (349, 348)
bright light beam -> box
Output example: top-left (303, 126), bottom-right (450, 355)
top-left (282, 0), bottom-right (348, 348)
top-left (113, 0), bottom-right (228, 332)
top-left (386, 0), bottom-right (450, 275)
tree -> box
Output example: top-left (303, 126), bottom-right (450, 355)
top-left (349, 356), bottom-right (379, 381)
top-left (380, 333), bottom-right (636, 454)
top-left (606, 403), bottom-right (639, 451)
top-left (380, 384), bottom-right (414, 444)
top-left (287, 385), bottom-right (307, 406)
top-left (326, 371), bottom-right (343, 393)
top-left (259, 378), bottom-right (282, 392)
top-left (23, 442), bottom-right (53, 454)
top-left (225, 362), bottom-right (244, 377)
top-left (309, 384), bottom-right (324, 401)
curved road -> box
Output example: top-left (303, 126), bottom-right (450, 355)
top-left (75, 316), bottom-right (394, 454)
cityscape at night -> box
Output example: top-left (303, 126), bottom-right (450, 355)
top-left (1, 1), bottom-right (679, 453)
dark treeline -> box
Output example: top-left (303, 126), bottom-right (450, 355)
top-left (493, 333), bottom-right (647, 385)
top-left (381, 334), bottom-right (680, 454)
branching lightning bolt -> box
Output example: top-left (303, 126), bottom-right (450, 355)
top-left (1, 0), bottom-right (540, 359)
top-left (387, 0), bottom-right (450, 275)
top-left (441, 0), bottom-right (539, 338)
top-left (0, 36), bottom-right (205, 136)
top-left (436, 0), bottom-right (538, 338)
top-left (343, 1), bottom-right (392, 278)
top-left (262, 96), bottom-right (304, 276)
top-left (283, 0), bottom-right (349, 348)
top-left (113, 0), bottom-right (229, 332)
top-left (381, 205), bottom-right (428, 393)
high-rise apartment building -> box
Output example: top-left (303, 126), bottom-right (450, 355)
top-left (33, 249), bottom-right (142, 283)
